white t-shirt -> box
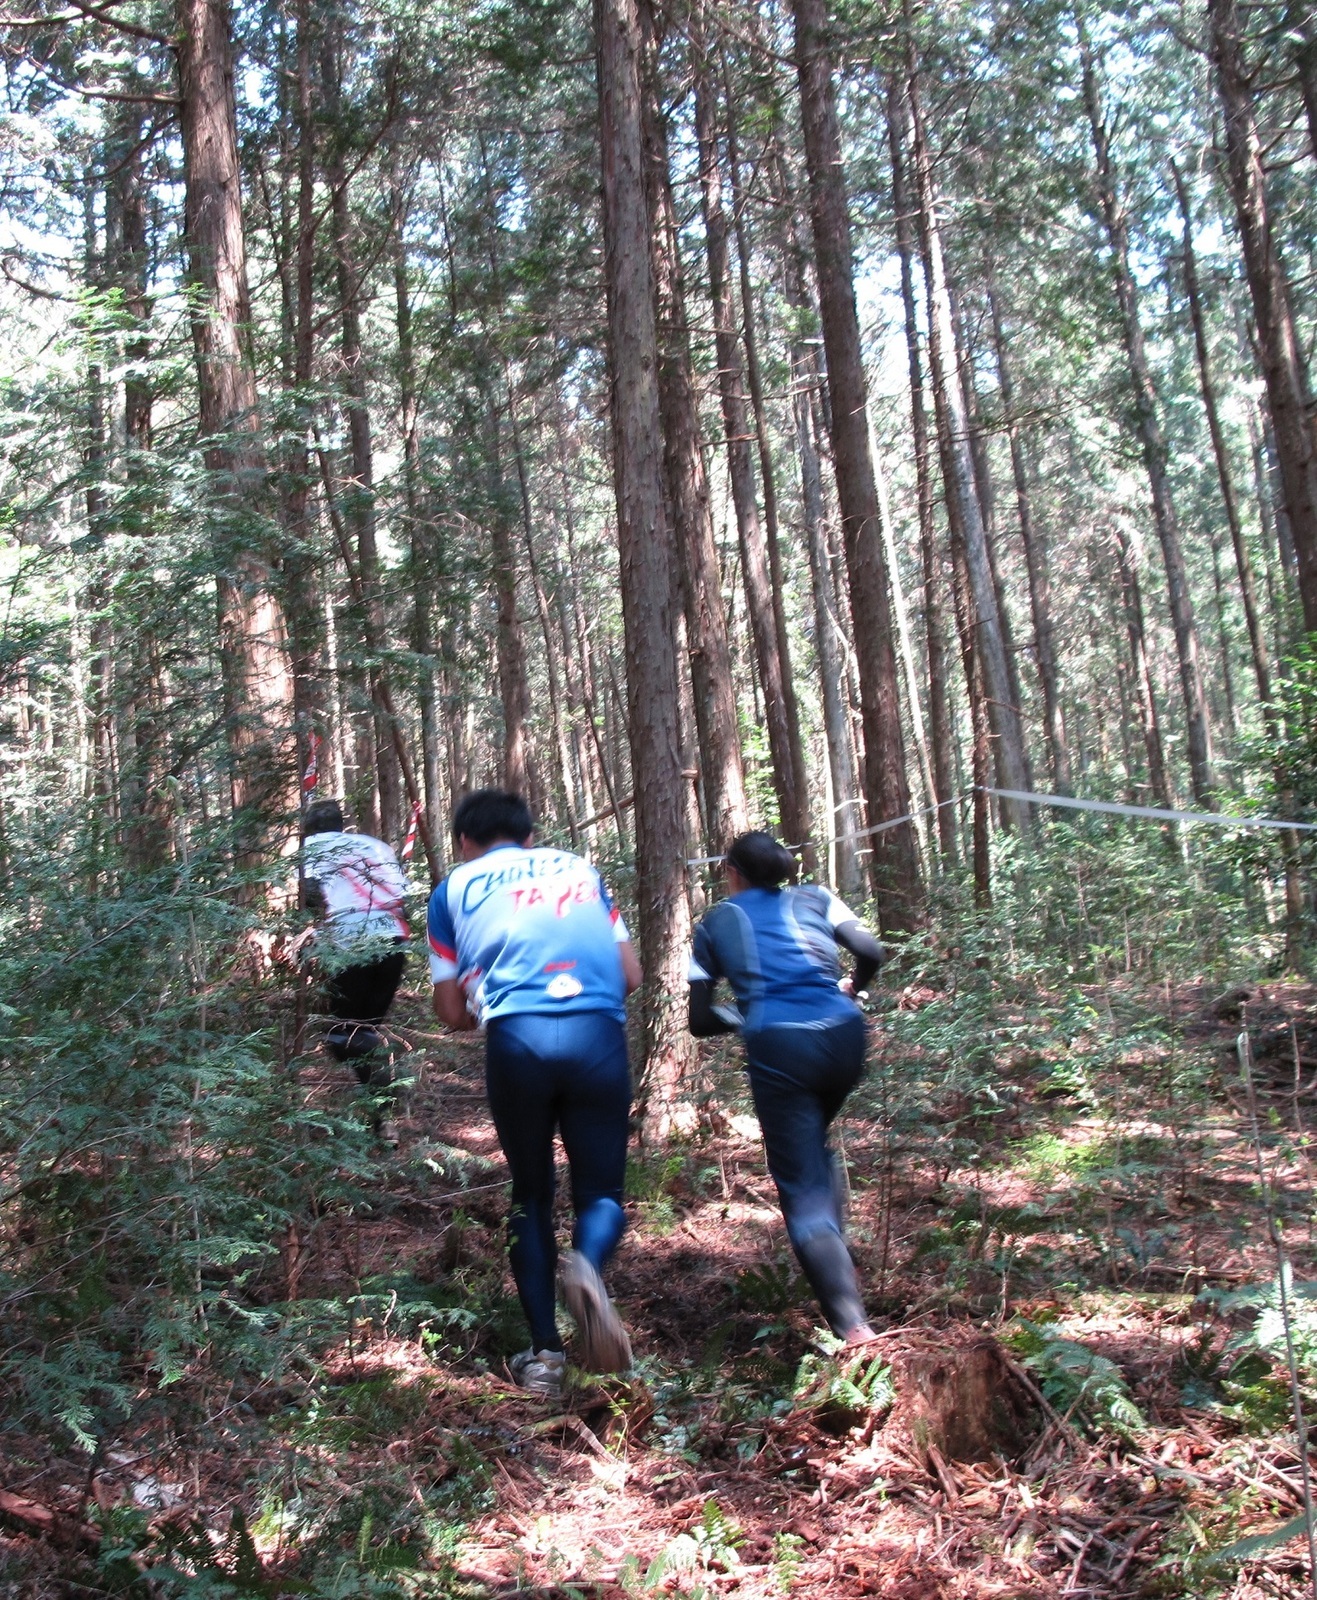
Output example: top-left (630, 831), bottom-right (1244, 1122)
top-left (302, 830), bottom-right (410, 955)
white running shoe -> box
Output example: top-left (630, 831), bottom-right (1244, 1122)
top-left (559, 1250), bottom-right (632, 1374)
top-left (508, 1348), bottom-right (566, 1397)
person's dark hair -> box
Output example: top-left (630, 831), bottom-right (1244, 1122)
top-left (725, 830), bottom-right (795, 889)
top-left (303, 798), bottom-right (345, 837)
top-left (452, 788), bottom-right (534, 847)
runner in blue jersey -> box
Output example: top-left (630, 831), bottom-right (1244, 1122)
top-left (428, 789), bottom-right (642, 1396)
top-left (688, 831), bottom-right (885, 1345)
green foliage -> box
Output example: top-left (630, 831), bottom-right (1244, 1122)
top-left (1005, 1318), bottom-right (1145, 1439)
top-left (771, 1530), bottom-right (805, 1592)
top-left (734, 1261), bottom-right (798, 1313)
top-left (0, 806), bottom-right (385, 1450)
top-left (656, 1498), bottom-right (745, 1576)
top-left (792, 1345), bottom-right (896, 1424)
top-left (1185, 1276), bottom-right (1317, 1431)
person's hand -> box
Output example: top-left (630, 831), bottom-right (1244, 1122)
top-left (838, 976), bottom-right (855, 998)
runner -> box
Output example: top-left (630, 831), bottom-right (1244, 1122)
top-left (427, 789), bottom-right (642, 1396)
top-left (300, 799), bottom-right (411, 1143)
top-left (687, 831), bottom-right (885, 1345)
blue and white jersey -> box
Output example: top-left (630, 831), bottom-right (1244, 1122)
top-left (689, 884), bottom-right (862, 1033)
top-left (427, 844), bottom-right (631, 1024)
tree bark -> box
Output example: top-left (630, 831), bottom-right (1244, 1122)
top-left (280, 0), bottom-right (325, 825)
top-left (321, 21), bottom-right (402, 839)
top-left (393, 169), bottom-right (446, 864)
top-left (770, 146), bottom-right (865, 897)
top-left (950, 284), bottom-right (1033, 793)
top-left (791, 0), bottom-right (921, 929)
top-left (1112, 528), bottom-right (1173, 809)
top-left (885, 76), bottom-right (956, 861)
top-left (904, 58), bottom-right (1031, 832)
top-left (720, 57), bottom-right (812, 860)
top-left (597, 0), bottom-right (697, 1133)
top-left (985, 280), bottom-right (1072, 794)
top-left (486, 405), bottom-right (533, 799)
top-left (1209, 0), bottom-right (1317, 634)
top-left (177, 0), bottom-right (297, 857)
top-left (1079, 27), bottom-right (1215, 805)
top-left (635, 2), bottom-right (747, 857)
top-left (1170, 160), bottom-right (1273, 716)
top-left (105, 107), bottom-right (171, 867)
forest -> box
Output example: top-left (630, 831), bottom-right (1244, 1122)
top-left (1, 0), bottom-right (1317, 1591)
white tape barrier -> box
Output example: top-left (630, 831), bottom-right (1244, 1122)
top-left (983, 786), bottom-right (1317, 834)
top-left (684, 786), bottom-right (1314, 868)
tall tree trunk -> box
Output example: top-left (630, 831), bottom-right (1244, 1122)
top-left (1170, 160), bottom-right (1273, 714)
top-left (635, 2), bottom-right (746, 856)
top-left (950, 284), bottom-right (1033, 792)
top-left (1295, 29), bottom-right (1317, 165)
top-left (486, 406), bottom-right (533, 798)
top-left (281, 0), bottom-right (325, 822)
top-left (791, 0), bottom-right (921, 929)
top-left (1171, 164), bottom-right (1307, 953)
top-left (1079, 27), bottom-right (1215, 805)
top-left (597, 0), bottom-right (697, 1133)
top-left (1112, 528), bottom-right (1174, 808)
top-left (507, 383), bottom-right (578, 839)
top-left (177, 0), bottom-right (296, 857)
top-left (948, 518), bottom-right (992, 905)
top-left (771, 147), bottom-right (865, 895)
top-left (557, 397), bottom-right (631, 851)
top-left (720, 58), bottom-right (812, 859)
top-left (393, 170), bottom-right (446, 863)
top-left (885, 76), bottom-right (956, 861)
top-left (321, 23), bottom-right (402, 838)
top-left (1207, 529), bottom-right (1240, 739)
top-left (985, 280), bottom-right (1072, 794)
top-left (903, 59), bottom-right (1032, 831)
top-left (690, 22), bottom-right (805, 853)
top-left (1209, 0), bottom-right (1317, 634)
top-left (106, 108), bottom-right (171, 866)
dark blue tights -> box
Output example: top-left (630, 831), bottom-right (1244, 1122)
top-left (744, 1011), bottom-right (869, 1336)
top-left (485, 1012), bottom-right (631, 1352)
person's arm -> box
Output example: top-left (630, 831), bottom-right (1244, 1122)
top-left (433, 979), bottom-right (478, 1030)
top-left (299, 876), bottom-right (327, 917)
top-left (688, 978), bottom-right (740, 1037)
top-left (618, 939), bottom-right (643, 995)
top-left (427, 879), bottom-right (477, 1029)
top-left (687, 917), bottom-right (740, 1036)
top-left (834, 919), bottom-right (885, 996)
top-left (819, 889), bottom-right (885, 995)
top-left (598, 875), bottom-right (642, 996)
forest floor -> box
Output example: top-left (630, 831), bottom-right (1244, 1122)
top-left (3, 975), bottom-right (1317, 1599)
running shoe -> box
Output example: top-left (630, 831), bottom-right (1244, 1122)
top-left (559, 1250), bottom-right (632, 1374)
top-left (509, 1348), bottom-right (566, 1398)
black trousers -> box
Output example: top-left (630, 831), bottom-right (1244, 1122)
top-left (324, 948), bottom-right (406, 1086)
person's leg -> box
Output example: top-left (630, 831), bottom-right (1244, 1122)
top-left (485, 1016), bottom-right (563, 1354)
top-left (326, 949), bottom-right (406, 1024)
top-left (554, 1013), bottom-right (631, 1269)
top-left (325, 950), bottom-right (407, 1095)
top-left (747, 1018), bottom-right (868, 1337)
top-left (554, 1012), bottom-right (633, 1372)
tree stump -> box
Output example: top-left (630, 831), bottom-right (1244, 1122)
top-left (885, 1330), bottom-right (1041, 1465)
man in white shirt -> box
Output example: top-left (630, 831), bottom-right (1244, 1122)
top-left (301, 799), bottom-right (411, 1139)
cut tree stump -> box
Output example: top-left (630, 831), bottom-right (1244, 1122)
top-left (884, 1330), bottom-right (1042, 1465)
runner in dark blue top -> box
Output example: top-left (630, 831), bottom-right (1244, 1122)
top-left (688, 831), bottom-right (885, 1344)
top-left (429, 789), bottom-right (642, 1397)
